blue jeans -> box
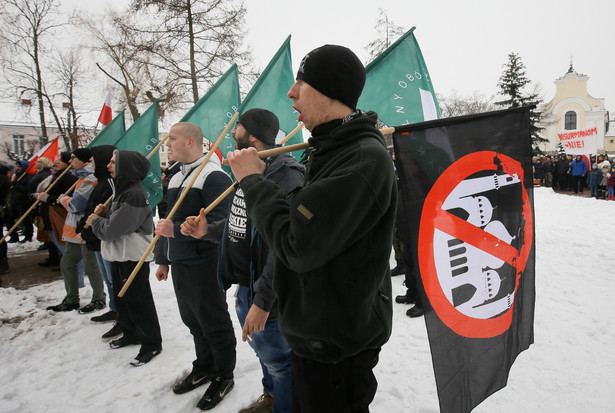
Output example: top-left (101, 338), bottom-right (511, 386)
top-left (95, 251), bottom-right (115, 311)
top-left (236, 285), bottom-right (292, 413)
top-left (50, 231), bottom-right (85, 288)
top-left (591, 184), bottom-right (599, 198)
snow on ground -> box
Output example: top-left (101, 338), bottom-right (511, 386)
top-left (0, 187), bottom-right (614, 412)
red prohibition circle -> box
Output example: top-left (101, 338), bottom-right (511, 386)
top-left (418, 151), bottom-right (533, 338)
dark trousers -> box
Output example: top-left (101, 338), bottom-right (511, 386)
top-left (290, 349), bottom-right (381, 413)
top-left (572, 175), bottom-right (585, 193)
top-left (402, 242), bottom-right (422, 307)
top-left (171, 260), bottom-right (236, 379)
top-left (112, 260), bottom-right (162, 352)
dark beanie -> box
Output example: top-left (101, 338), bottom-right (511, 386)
top-left (296, 45), bottom-right (366, 110)
top-left (60, 151), bottom-right (71, 163)
top-left (72, 148), bottom-right (92, 163)
top-left (238, 109), bottom-right (279, 146)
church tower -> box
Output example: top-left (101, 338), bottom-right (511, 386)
top-left (541, 64), bottom-right (609, 154)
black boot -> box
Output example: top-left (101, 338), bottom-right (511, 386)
top-left (406, 305), bottom-right (424, 318)
top-left (390, 261), bottom-right (406, 276)
top-left (395, 292), bottom-right (415, 304)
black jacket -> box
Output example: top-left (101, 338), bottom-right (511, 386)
top-left (156, 154), bottom-right (232, 266)
top-left (207, 152), bottom-right (305, 318)
top-left (240, 111), bottom-right (397, 363)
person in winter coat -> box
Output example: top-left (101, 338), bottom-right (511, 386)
top-left (554, 154), bottom-right (569, 192)
top-left (154, 122), bottom-right (236, 410)
top-left (88, 149), bottom-right (162, 366)
top-left (588, 164), bottom-right (603, 198)
top-left (227, 45), bottom-right (397, 412)
top-left (532, 156), bottom-right (545, 185)
top-left (37, 153), bottom-right (80, 274)
top-left (0, 163), bottom-right (11, 278)
top-left (7, 160), bottom-right (33, 243)
top-left (46, 148), bottom-right (105, 313)
top-left (181, 109), bottom-right (305, 413)
top-left (570, 155), bottom-right (587, 194)
top-left (607, 166), bottom-right (615, 200)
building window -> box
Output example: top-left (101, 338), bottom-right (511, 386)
top-left (12, 135), bottom-right (25, 157)
top-left (564, 111), bottom-right (577, 130)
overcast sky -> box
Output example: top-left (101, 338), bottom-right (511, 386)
top-left (64, 0), bottom-right (614, 122)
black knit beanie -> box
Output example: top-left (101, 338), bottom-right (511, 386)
top-left (60, 151), bottom-right (71, 164)
top-left (296, 45), bottom-right (366, 110)
top-left (72, 148), bottom-right (92, 163)
top-left (238, 108), bottom-right (279, 146)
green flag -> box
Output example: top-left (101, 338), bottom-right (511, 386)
top-left (87, 110), bottom-right (126, 147)
top-left (239, 35), bottom-right (304, 159)
top-left (115, 102), bottom-right (163, 209)
top-left (358, 27), bottom-right (441, 126)
top-left (181, 64), bottom-right (240, 159)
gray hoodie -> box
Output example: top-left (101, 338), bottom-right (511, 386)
top-left (91, 150), bottom-right (154, 262)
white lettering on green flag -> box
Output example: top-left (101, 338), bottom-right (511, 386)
top-left (358, 27), bottom-right (441, 126)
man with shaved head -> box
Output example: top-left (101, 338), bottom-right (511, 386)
top-left (154, 122), bottom-right (237, 410)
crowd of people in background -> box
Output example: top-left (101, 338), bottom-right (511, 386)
top-left (532, 153), bottom-right (615, 199)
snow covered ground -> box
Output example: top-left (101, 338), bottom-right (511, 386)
top-left (1, 187), bottom-right (614, 412)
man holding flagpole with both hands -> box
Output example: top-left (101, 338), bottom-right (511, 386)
top-left (226, 45), bottom-right (397, 412)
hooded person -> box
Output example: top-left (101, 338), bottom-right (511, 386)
top-left (89, 149), bottom-right (163, 367)
top-left (75, 145), bottom-right (120, 330)
top-left (226, 44), bottom-right (396, 412)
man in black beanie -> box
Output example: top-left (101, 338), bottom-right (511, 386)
top-left (227, 45), bottom-right (396, 412)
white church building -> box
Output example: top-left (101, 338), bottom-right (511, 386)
top-left (541, 65), bottom-right (611, 155)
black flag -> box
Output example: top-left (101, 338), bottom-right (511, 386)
top-left (393, 107), bottom-right (535, 413)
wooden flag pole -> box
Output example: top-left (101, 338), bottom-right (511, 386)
top-left (279, 122), bottom-right (304, 145)
top-left (0, 165), bottom-right (74, 244)
top-left (222, 127), bottom-right (395, 167)
top-left (117, 113), bottom-right (239, 297)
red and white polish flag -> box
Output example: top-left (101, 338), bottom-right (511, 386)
top-left (98, 90), bottom-right (112, 127)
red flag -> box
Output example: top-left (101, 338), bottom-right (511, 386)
top-left (98, 90), bottom-right (112, 127)
top-left (25, 138), bottom-right (60, 174)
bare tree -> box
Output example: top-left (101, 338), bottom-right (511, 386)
top-left (129, 0), bottom-right (255, 104)
top-left (44, 49), bottom-right (92, 149)
top-left (0, 0), bottom-right (63, 144)
top-left (76, 9), bottom-right (181, 122)
top-left (365, 8), bottom-right (405, 64)
top-left (438, 91), bottom-right (497, 118)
